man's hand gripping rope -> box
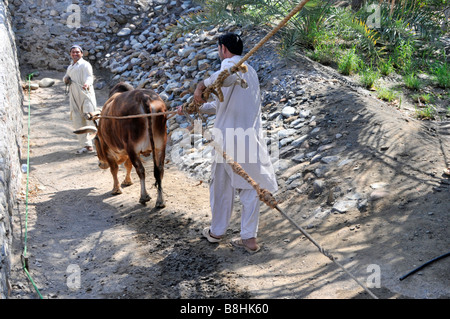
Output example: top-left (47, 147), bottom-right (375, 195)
top-left (182, 64), bottom-right (249, 115)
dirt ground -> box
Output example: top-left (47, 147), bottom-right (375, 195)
top-left (8, 61), bottom-right (449, 301)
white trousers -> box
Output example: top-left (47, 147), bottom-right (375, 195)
top-left (71, 109), bottom-right (93, 147)
top-left (210, 163), bottom-right (260, 239)
top-left (69, 85), bottom-right (96, 148)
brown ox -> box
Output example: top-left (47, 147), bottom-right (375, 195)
top-left (75, 82), bottom-right (167, 208)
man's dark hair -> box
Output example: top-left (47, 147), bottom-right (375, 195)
top-left (218, 33), bottom-right (243, 55)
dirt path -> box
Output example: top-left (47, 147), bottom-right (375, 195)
top-left (9, 68), bottom-right (449, 300)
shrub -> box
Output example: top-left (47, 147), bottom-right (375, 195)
top-left (403, 73), bottom-right (422, 90)
top-left (338, 47), bottom-right (361, 75)
top-left (308, 41), bottom-right (339, 65)
top-left (412, 93), bottom-right (433, 104)
top-left (432, 63), bottom-right (450, 89)
top-left (416, 104), bottom-right (436, 120)
top-left (394, 39), bottom-right (415, 73)
top-left (379, 58), bottom-right (395, 76)
top-left (376, 87), bottom-right (398, 102)
top-left (360, 68), bottom-right (380, 89)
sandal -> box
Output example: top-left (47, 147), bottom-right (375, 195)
top-left (444, 168), bottom-right (450, 177)
top-left (202, 227), bottom-right (221, 243)
top-left (76, 146), bottom-right (94, 155)
top-left (231, 237), bottom-right (261, 254)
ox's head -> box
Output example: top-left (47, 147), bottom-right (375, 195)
top-left (73, 126), bottom-right (109, 169)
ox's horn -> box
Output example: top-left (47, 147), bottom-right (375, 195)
top-left (73, 126), bottom-right (98, 134)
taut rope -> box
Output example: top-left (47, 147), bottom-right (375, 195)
top-left (85, 110), bottom-right (178, 121)
top-left (85, 1), bottom-right (311, 119)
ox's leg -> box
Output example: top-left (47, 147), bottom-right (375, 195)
top-left (128, 152), bottom-right (150, 205)
top-left (109, 161), bottom-right (123, 195)
top-left (122, 158), bottom-right (133, 187)
top-left (153, 137), bottom-right (166, 208)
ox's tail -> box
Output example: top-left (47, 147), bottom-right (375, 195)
top-left (142, 94), bottom-right (156, 157)
top-left (140, 93), bottom-right (165, 191)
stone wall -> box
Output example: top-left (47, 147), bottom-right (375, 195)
top-left (0, 0), bottom-right (23, 299)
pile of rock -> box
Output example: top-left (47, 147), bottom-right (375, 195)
top-left (9, 0), bottom-right (198, 72)
top-left (98, 20), bottom-right (224, 107)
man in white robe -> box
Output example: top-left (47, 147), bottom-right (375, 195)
top-left (63, 44), bottom-right (97, 154)
top-left (180, 33), bottom-right (278, 253)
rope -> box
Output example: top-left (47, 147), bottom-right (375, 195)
top-left (85, 110), bottom-right (178, 121)
top-left (213, 141), bottom-right (378, 299)
top-left (182, 0), bottom-right (312, 114)
top-left (23, 73), bottom-right (43, 299)
top-left (273, 205), bottom-right (379, 299)
top-left (67, 80), bottom-right (97, 106)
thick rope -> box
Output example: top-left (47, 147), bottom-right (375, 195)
top-left (89, 1), bottom-right (312, 119)
top-left (183, 0), bottom-right (312, 114)
top-left (220, 148), bottom-right (278, 208)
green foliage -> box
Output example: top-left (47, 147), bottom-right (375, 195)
top-left (333, 9), bottom-right (385, 62)
top-left (169, 0), bottom-right (268, 36)
top-left (277, 27), bottom-right (302, 61)
top-left (167, 0), bottom-right (448, 102)
top-left (359, 1), bottom-right (443, 47)
top-left (376, 87), bottom-right (398, 102)
top-left (284, 1), bottom-right (333, 50)
top-left (416, 104), bottom-right (436, 120)
top-left (379, 57), bottom-right (395, 76)
top-left (393, 39), bottom-right (415, 73)
top-left (403, 73), bottom-right (422, 90)
top-left (360, 67), bottom-right (380, 89)
top-left (412, 92), bottom-right (433, 104)
top-left (307, 41), bottom-right (339, 65)
top-left (338, 47), bottom-right (361, 75)
top-left (432, 62), bottom-right (450, 88)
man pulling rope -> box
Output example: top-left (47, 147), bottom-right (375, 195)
top-left (177, 32), bottom-right (279, 254)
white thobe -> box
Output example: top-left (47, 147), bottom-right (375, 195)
top-left (201, 55), bottom-right (278, 239)
top-left (64, 58), bottom-right (97, 147)
top-left (203, 55), bottom-right (278, 192)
